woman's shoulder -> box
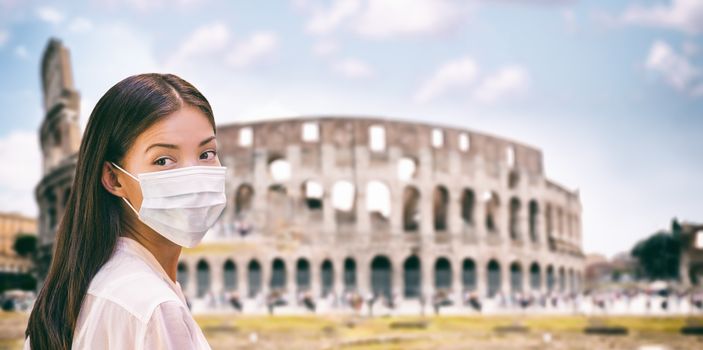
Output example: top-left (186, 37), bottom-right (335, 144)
top-left (85, 253), bottom-right (182, 323)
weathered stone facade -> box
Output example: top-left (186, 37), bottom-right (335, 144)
top-left (34, 38), bottom-right (81, 286)
top-left (176, 117), bottom-right (585, 310)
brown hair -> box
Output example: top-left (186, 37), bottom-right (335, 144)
top-left (25, 73), bottom-right (216, 349)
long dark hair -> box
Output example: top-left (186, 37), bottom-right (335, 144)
top-left (25, 73), bottom-right (216, 349)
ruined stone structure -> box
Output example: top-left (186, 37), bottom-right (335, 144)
top-left (176, 117), bottom-right (585, 310)
top-left (35, 38), bottom-right (81, 286)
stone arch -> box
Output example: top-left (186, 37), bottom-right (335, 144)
top-left (509, 261), bottom-right (523, 293)
top-left (434, 257), bottom-right (452, 291)
top-left (529, 262), bottom-right (541, 291)
top-left (484, 191), bottom-right (500, 234)
top-left (546, 265), bottom-right (555, 292)
top-left (397, 156), bottom-right (418, 181)
top-left (196, 259), bottom-right (210, 298)
top-left (403, 255), bottom-right (421, 298)
top-left (370, 255), bottom-right (392, 299)
top-left (234, 183), bottom-right (254, 216)
top-left (509, 197), bottom-right (521, 240)
top-left (270, 258), bottom-right (287, 291)
top-left (461, 188), bottom-right (475, 226)
top-left (462, 258), bottom-right (477, 291)
top-left (247, 259), bottom-right (262, 297)
top-left (403, 186), bottom-right (421, 232)
top-left (332, 180), bottom-right (356, 224)
top-left (177, 261), bottom-right (188, 290)
top-left (529, 200), bottom-right (539, 243)
top-left (487, 259), bottom-right (501, 297)
top-left (296, 258), bottom-right (311, 293)
top-left (321, 259), bottom-right (334, 297)
top-left (367, 180), bottom-right (391, 230)
top-left (223, 259), bottom-right (237, 292)
top-left (343, 257), bottom-right (357, 292)
top-left (433, 185), bottom-right (449, 232)
top-left (301, 180), bottom-right (324, 212)
top-left (558, 266), bottom-right (566, 292)
top-left (268, 156), bottom-right (291, 182)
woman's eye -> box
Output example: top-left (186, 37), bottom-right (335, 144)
top-left (153, 157), bottom-right (174, 166)
top-left (200, 150), bottom-right (217, 160)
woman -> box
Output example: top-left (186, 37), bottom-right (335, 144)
top-left (24, 73), bottom-right (225, 349)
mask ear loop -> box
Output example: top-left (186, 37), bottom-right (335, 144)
top-left (110, 162), bottom-right (141, 217)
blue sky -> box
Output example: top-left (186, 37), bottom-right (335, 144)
top-left (0, 0), bottom-right (701, 258)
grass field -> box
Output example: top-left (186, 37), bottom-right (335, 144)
top-left (2, 312), bottom-right (702, 349)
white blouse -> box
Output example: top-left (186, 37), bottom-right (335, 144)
top-left (24, 237), bottom-right (211, 350)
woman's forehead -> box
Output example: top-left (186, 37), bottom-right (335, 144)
top-left (135, 106), bottom-right (215, 149)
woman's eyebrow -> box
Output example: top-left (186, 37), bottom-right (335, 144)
top-left (144, 136), bottom-right (216, 153)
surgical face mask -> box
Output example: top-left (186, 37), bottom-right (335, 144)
top-left (110, 162), bottom-right (227, 248)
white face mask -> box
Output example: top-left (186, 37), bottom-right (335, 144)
top-left (110, 162), bottom-right (227, 248)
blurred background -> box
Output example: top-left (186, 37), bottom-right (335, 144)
top-left (1, 0), bottom-right (702, 349)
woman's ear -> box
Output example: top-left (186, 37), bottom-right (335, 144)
top-left (101, 161), bottom-right (125, 197)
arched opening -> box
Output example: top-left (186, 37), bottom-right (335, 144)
top-left (270, 258), bottom-right (287, 291)
top-left (487, 259), bottom-right (501, 297)
top-left (268, 157), bottom-right (291, 182)
top-left (462, 258), bottom-right (476, 291)
top-left (546, 265), bottom-right (555, 292)
top-left (296, 258), bottom-right (311, 293)
top-left (545, 204), bottom-right (553, 237)
top-left (484, 191), bottom-right (500, 234)
top-left (369, 124), bottom-right (386, 152)
top-left (529, 262), bottom-right (541, 291)
top-left (509, 197), bottom-right (521, 240)
top-left (403, 186), bottom-right (421, 232)
top-left (367, 181), bottom-right (391, 230)
top-left (177, 261), bottom-right (188, 290)
top-left (529, 200), bottom-right (539, 243)
top-left (224, 259), bottom-right (237, 292)
top-left (433, 186), bottom-right (449, 232)
top-left (403, 255), bottom-right (421, 298)
top-left (370, 255), bottom-right (392, 299)
top-left (343, 257), bottom-right (357, 292)
top-left (558, 266), bottom-right (566, 292)
top-left (461, 189), bottom-right (475, 226)
top-left (247, 259), bottom-right (262, 297)
top-left (510, 262), bottom-right (523, 293)
top-left (301, 180), bottom-right (324, 211)
top-left (397, 156), bottom-right (417, 181)
top-left (321, 260), bottom-right (334, 297)
top-left (196, 259), bottom-right (210, 298)
top-left (434, 257), bottom-right (452, 291)
top-left (235, 184), bottom-right (254, 216)
top-left (332, 181), bottom-right (356, 224)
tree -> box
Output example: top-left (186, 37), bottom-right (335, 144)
top-left (13, 233), bottom-right (37, 257)
top-left (631, 231), bottom-right (680, 280)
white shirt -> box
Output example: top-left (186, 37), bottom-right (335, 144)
top-left (24, 237), bottom-right (211, 350)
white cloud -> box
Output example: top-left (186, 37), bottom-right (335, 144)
top-left (69, 17), bottom-right (93, 33)
top-left (472, 65), bottom-right (529, 103)
top-left (645, 40), bottom-right (700, 93)
top-left (414, 57), bottom-right (479, 103)
top-left (331, 57), bottom-right (373, 79)
top-left (305, 0), bottom-right (361, 35)
top-left (169, 22), bottom-right (230, 68)
top-left (14, 45), bottom-right (28, 59)
top-left (622, 0), bottom-right (703, 35)
top-left (312, 40), bottom-right (339, 56)
top-left (36, 6), bottom-right (64, 24)
top-left (0, 30), bottom-right (8, 47)
top-left (353, 0), bottom-right (470, 39)
top-left (103, 0), bottom-right (205, 12)
top-left (0, 130), bottom-right (41, 217)
top-left (302, 0), bottom-right (472, 39)
top-left (225, 31), bottom-right (278, 68)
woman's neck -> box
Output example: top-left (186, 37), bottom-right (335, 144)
top-left (122, 218), bottom-right (182, 282)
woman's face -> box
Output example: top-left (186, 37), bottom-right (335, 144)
top-left (107, 105), bottom-right (220, 212)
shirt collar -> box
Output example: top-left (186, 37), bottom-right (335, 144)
top-left (116, 236), bottom-right (188, 307)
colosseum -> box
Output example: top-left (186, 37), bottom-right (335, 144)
top-left (175, 116), bottom-right (585, 313)
top-left (36, 38), bottom-right (584, 314)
